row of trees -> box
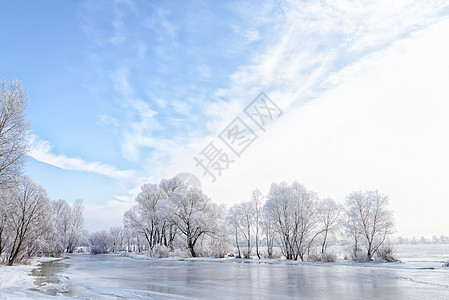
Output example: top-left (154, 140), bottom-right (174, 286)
top-left (229, 184), bottom-right (343, 261)
top-left (227, 183), bottom-right (394, 262)
top-left (0, 176), bottom-right (85, 265)
top-left (1, 79), bottom-right (85, 265)
top-left (105, 178), bottom-right (395, 262)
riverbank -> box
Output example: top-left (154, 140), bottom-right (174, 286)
top-left (121, 243), bottom-right (449, 269)
top-left (0, 258), bottom-right (63, 299)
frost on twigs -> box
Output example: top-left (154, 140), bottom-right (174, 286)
top-left (0, 78), bottom-right (30, 189)
top-left (375, 245), bottom-right (399, 262)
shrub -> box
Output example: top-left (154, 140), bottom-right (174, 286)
top-left (375, 246), bottom-right (399, 263)
top-left (350, 250), bottom-right (370, 262)
top-left (308, 252), bottom-right (338, 262)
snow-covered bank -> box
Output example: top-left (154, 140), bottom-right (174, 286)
top-left (120, 243), bottom-right (449, 270)
top-left (0, 258), bottom-right (63, 299)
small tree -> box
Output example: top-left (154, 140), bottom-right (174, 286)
top-left (345, 190), bottom-right (394, 261)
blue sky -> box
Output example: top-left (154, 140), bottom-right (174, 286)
top-left (1, 1), bottom-right (449, 236)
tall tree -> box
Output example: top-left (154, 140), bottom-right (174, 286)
top-left (0, 79), bottom-right (29, 188)
top-left (265, 181), bottom-right (318, 261)
top-left (251, 189), bottom-right (264, 259)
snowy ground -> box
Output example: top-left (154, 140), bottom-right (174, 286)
top-left (0, 258), bottom-right (66, 300)
top-left (1, 245), bottom-right (449, 299)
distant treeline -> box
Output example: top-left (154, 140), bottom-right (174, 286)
top-left (395, 236), bottom-right (449, 245)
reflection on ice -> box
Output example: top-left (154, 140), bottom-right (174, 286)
top-left (28, 244), bottom-right (449, 299)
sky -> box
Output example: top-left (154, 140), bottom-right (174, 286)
top-left (1, 0), bottom-right (449, 238)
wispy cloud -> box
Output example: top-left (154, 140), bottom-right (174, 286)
top-left (71, 0), bottom-right (449, 235)
top-left (29, 134), bottom-right (135, 180)
top-left (99, 114), bottom-right (120, 127)
top-left (110, 67), bottom-right (175, 162)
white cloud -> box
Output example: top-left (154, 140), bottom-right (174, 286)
top-left (110, 67), bottom-right (173, 161)
top-left (29, 135), bottom-right (135, 180)
top-left (196, 19), bottom-right (449, 238)
top-left (144, 5), bottom-right (449, 238)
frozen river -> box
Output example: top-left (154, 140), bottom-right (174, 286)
top-left (29, 245), bottom-right (449, 299)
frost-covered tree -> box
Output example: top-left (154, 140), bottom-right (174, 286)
top-left (235, 201), bottom-right (254, 258)
top-left (262, 208), bottom-right (275, 259)
top-left (227, 204), bottom-right (243, 258)
top-left (170, 188), bottom-right (223, 257)
top-left (308, 198), bottom-right (342, 256)
top-left (345, 190), bottom-right (394, 261)
top-left (109, 226), bottom-right (124, 253)
top-left (134, 183), bottom-right (167, 249)
top-left (67, 199), bottom-right (84, 253)
top-left (0, 179), bottom-right (87, 262)
top-left (123, 207), bottom-right (146, 252)
top-left (251, 189), bottom-right (264, 259)
top-left (226, 192), bottom-right (263, 259)
top-left (0, 188), bottom-right (13, 257)
top-left (0, 79), bottom-right (29, 188)
top-left (50, 198), bottom-right (84, 254)
top-left (126, 178), bottom-right (184, 252)
top-left (89, 230), bottom-right (112, 254)
top-left (265, 181), bottom-right (318, 261)
top-left (52, 199), bottom-right (72, 253)
top-left (4, 176), bottom-right (51, 265)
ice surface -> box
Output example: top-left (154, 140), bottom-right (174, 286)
top-left (3, 244), bottom-right (449, 299)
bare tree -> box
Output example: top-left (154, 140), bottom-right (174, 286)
top-left (265, 182), bottom-right (318, 261)
top-left (227, 205), bottom-right (243, 258)
top-left (134, 183), bottom-right (168, 249)
top-left (345, 190), bottom-right (394, 261)
top-left (239, 201), bottom-right (254, 258)
top-left (50, 199), bottom-right (84, 253)
top-left (109, 226), bottom-right (124, 253)
top-left (6, 176), bottom-right (51, 265)
top-left (0, 79), bottom-right (29, 188)
top-left (318, 198), bottom-right (342, 254)
top-left (262, 209), bottom-right (275, 259)
top-left (0, 188), bottom-right (13, 257)
top-left (308, 198), bottom-right (342, 256)
top-left (265, 182), bottom-right (295, 259)
top-left (170, 188), bottom-right (222, 257)
top-left (67, 199), bottom-right (84, 253)
top-left (51, 199), bottom-right (72, 254)
top-left (251, 189), bottom-right (264, 259)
